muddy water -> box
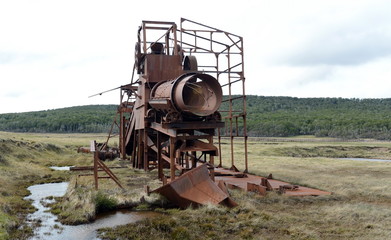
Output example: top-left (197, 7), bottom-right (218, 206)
top-left (25, 182), bottom-right (157, 240)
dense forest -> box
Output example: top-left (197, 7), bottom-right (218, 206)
top-left (0, 105), bottom-right (117, 133)
top-left (1, 96), bottom-right (391, 139)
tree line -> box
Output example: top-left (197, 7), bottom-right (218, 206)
top-left (0, 105), bottom-right (117, 133)
top-left (1, 96), bottom-right (391, 139)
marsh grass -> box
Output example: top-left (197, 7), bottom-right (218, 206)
top-left (98, 137), bottom-right (391, 240)
top-left (0, 131), bottom-right (92, 239)
top-left (2, 132), bottom-right (391, 239)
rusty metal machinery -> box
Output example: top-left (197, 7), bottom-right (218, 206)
top-left (110, 19), bottom-right (330, 207)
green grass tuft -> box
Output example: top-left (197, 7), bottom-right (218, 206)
top-left (95, 191), bottom-right (118, 213)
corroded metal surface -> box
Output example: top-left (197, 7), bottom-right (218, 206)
top-left (150, 73), bottom-right (222, 117)
top-left (95, 19), bottom-right (330, 207)
top-left (214, 167), bottom-right (331, 197)
top-left (153, 164), bottom-right (236, 208)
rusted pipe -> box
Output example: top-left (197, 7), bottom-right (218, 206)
top-left (150, 73), bottom-right (222, 117)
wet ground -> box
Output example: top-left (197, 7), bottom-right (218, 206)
top-left (25, 169), bottom-right (156, 240)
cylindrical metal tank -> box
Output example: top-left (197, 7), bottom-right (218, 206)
top-left (150, 73), bottom-right (222, 117)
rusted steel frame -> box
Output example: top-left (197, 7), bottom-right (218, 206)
top-left (210, 32), bottom-right (213, 52)
top-left (143, 129), bottom-right (148, 171)
top-left (161, 122), bottom-right (224, 130)
top-left (170, 137), bottom-right (176, 180)
top-left (141, 22), bottom-right (176, 55)
top-left (194, 31), bottom-right (197, 53)
top-left (137, 130), bottom-right (143, 169)
top-left (215, 51), bottom-right (223, 169)
top-left (197, 66), bottom-right (217, 70)
top-left (170, 43), bottom-right (242, 55)
top-left (142, 20), bottom-right (176, 25)
top-left (157, 131), bottom-right (163, 180)
top-left (178, 41), bottom-right (216, 54)
top-left (179, 30), bottom-right (228, 48)
top-left (70, 166), bottom-right (125, 171)
top-left (119, 97), bottom-right (125, 159)
top-left (131, 129), bottom-right (137, 167)
top-left (180, 28), bottom-right (223, 33)
top-left (177, 48), bottom-right (242, 54)
top-left (224, 33), bottom-right (243, 52)
top-left (142, 22), bottom-right (147, 53)
top-left (150, 122), bottom-right (177, 137)
top-left (172, 24), bottom-right (178, 55)
top-left (220, 62), bottom-right (243, 74)
top-left (218, 40), bottom-right (242, 55)
top-left (101, 111), bottom-right (119, 151)
top-left (200, 70), bottom-right (242, 75)
top-left (217, 128), bottom-right (222, 167)
top-left (208, 135), bottom-right (215, 181)
top-left (144, 26), bottom-right (171, 30)
top-left (180, 20), bottom-right (183, 58)
top-left (181, 18), bottom-right (242, 38)
top-left (176, 135), bottom-right (210, 140)
top-left (222, 95), bottom-right (245, 102)
top-left (159, 153), bottom-right (184, 171)
top-left (240, 38), bottom-right (248, 173)
top-left (221, 78), bottom-right (243, 87)
top-left (225, 47), bottom-right (236, 170)
top-left (96, 159), bottom-right (123, 189)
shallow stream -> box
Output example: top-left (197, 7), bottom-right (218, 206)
top-left (24, 168), bottom-right (156, 240)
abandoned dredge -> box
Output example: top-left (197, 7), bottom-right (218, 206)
top-left (77, 18), bottom-right (330, 208)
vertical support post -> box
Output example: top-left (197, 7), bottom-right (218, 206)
top-left (227, 48), bottom-right (236, 171)
top-left (208, 135), bottom-right (215, 181)
top-left (157, 131), bottom-right (163, 180)
top-left (170, 137), bottom-right (176, 180)
top-left (137, 130), bottom-right (142, 169)
top-left (142, 22), bottom-right (147, 53)
top-left (172, 24), bottom-right (178, 55)
top-left (131, 130), bottom-right (137, 168)
top-left (191, 151), bottom-right (196, 169)
top-left (120, 115), bottom-right (126, 159)
top-left (185, 151), bottom-right (189, 169)
top-left (240, 37), bottom-right (249, 173)
top-left (143, 129), bottom-right (148, 171)
top-left (119, 89), bottom-right (126, 160)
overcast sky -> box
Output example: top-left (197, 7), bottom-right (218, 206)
top-left (1, 0), bottom-right (391, 113)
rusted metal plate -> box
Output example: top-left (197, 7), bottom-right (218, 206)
top-left (153, 164), bottom-right (236, 208)
top-left (214, 167), bottom-right (331, 197)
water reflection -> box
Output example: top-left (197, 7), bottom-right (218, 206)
top-left (49, 166), bottom-right (73, 171)
top-left (340, 158), bottom-right (391, 162)
top-left (25, 182), bottom-right (156, 240)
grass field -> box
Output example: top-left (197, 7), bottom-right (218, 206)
top-left (1, 132), bottom-right (391, 239)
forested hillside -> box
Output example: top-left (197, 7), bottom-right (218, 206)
top-left (1, 96), bottom-right (391, 139)
top-left (245, 96), bottom-right (391, 139)
top-left (0, 105), bottom-right (117, 133)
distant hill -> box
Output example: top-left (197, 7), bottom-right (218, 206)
top-left (0, 105), bottom-right (117, 133)
top-left (1, 96), bottom-right (391, 139)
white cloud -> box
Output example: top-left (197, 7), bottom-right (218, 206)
top-left (1, 0), bottom-right (391, 113)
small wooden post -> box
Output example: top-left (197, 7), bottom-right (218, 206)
top-left (90, 141), bottom-right (98, 190)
